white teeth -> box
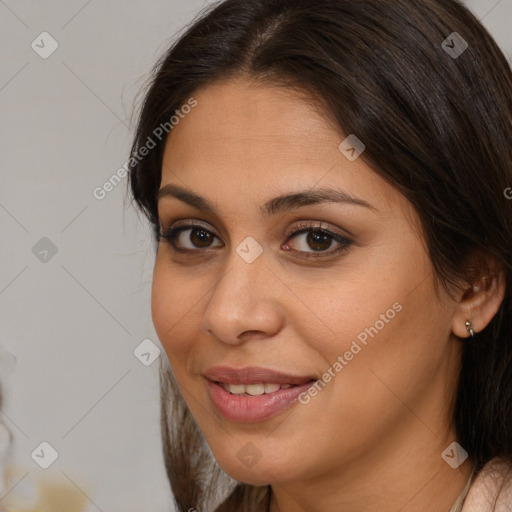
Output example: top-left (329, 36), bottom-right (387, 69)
top-left (226, 383), bottom-right (245, 395)
top-left (221, 382), bottom-right (295, 395)
top-left (264, 383), bottom-right (280, 393)
top-left (245, 384), bottom-right (265, 396)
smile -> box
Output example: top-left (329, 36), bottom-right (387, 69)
top-left (203, 366), bottom-right (317, 422)
top-left (219, 382), bottom-right (294, 395)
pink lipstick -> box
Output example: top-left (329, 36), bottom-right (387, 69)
top-left (204, 366), bottom-right (317, 423)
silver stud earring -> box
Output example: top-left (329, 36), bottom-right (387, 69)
top-left (465, 320), bottom-right (475, 338)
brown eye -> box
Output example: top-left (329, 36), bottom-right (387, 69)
top-left (304, 230), bottom-right (334, 251)
top-left (286, 229), bottom-right (341, 252)
top-left (284, 222), bottom-right (353, 259)
top-left (188, 228), bottom-right (215, 248)
top-left (159, 225), bottom-right (223, 251)
top-left (159, 221), bottom-right (353, 260)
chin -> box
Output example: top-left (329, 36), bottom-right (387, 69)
top-left (220, 463), bottom-right (275, 487)
top-left (210, 447), bottom-right (285, 486)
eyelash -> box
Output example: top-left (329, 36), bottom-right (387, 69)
top-left (158, 221), bottom-right (353, 260)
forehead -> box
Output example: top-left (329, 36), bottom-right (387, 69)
top-left (160, 78), bottom-right (414, 225)
top-left (165, 79), bottom-right (338, 162)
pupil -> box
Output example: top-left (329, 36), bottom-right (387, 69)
top-left (307, 230), bottom-right (331, 251)
top-left (191, 229), bottom-right (212, 247)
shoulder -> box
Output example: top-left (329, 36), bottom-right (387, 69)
top-left (462, 457), bottom-right (512, 512)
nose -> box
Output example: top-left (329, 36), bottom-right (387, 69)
top-left (200, 243), bottom-right (284, 345)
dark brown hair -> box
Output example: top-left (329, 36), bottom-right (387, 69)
top-left (127, 0), bottom-right (512, 510)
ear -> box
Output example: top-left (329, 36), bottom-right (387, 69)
top-left (451, 251), bottom-right (506, 339)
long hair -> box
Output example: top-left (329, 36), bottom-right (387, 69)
top-left (127, 0), bottom-right (512, 510)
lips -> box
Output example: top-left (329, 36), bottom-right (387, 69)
top-left (203, 366), bottom-right (318, 422)
top-left (203, 366), bottom-right (316, 386)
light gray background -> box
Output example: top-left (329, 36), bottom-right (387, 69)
top-left (0, 1), bottom-right (510, 511)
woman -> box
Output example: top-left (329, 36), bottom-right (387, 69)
top-left (127, 0), bottom-right (512, 510)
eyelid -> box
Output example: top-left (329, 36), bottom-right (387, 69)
top-left (158, 220), bottom-right (223, 252)
top-left (159, 218), bottom-right (353, 259)
top-left (160, 218), bottom-right (214, 232)
top-left (282, 221), bottom-right (353, 258)
top-left (283, 220), bottom-right (351, 242)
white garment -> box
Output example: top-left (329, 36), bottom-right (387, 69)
top-left (450, 458), bottom-right (512, 512)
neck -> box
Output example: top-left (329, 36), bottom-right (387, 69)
top-left (268, 425), bottom-right (474, 512)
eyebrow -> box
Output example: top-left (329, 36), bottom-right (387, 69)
top-left (156, 183), bottom-right (377, 216)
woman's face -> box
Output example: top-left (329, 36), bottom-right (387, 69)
top-left (152, 78), bottom-right (463, 487)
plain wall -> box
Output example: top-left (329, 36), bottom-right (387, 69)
top-left (0, 1), bottom-right (510, 511)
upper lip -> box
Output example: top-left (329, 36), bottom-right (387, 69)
top-left (203, 366), bottom-right (317, 385)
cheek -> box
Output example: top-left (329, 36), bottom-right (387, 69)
top-left (301, 234), bottom-right (425, 347)
top-left (317, 279), bottom-right (450, 432)
top-left (302, 248), bottom-right (447, 418)
top-left (151, 259), bottom-right (172, 342)
top-left (150, 257), bottom-right (199, 358)
top-left (296, 266), bottom-right (405, 365)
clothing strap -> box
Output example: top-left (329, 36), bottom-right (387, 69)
top-left (449, 465), bottom-right (477, 512)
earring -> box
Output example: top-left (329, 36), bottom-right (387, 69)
top-left (465, 320), bottom-right (475, 338)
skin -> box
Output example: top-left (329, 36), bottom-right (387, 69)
top-left (151, 77), bottom-right (506, 512)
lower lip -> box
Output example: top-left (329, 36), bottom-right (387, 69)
top-left (205, 378), bottom-right (317, 423)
